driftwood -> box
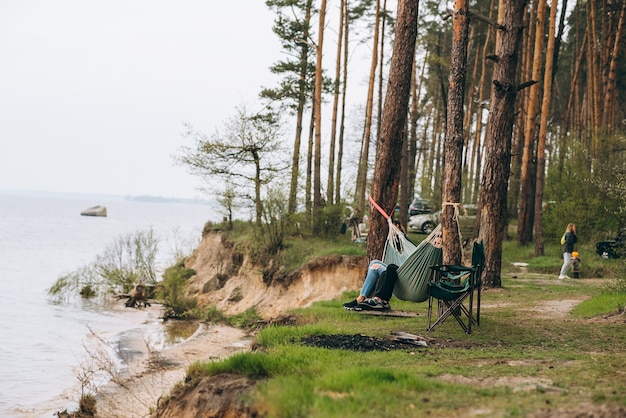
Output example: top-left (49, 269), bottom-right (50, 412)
top-left (124, 283), bottom-right (151, 308)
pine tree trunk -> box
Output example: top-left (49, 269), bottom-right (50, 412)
top-left (327, 0), bottom-right (345, 206)
top-left (534, 0), bottom-right (559, 257)
top-left (288, 0), bottom-right (313, 216)
top-left (601, 0), bottom-right (626, 131)
top-left (518, 0), bottom-right (547, 245)
top-left (442, 0), bottom-right (470, 266)
top-left (367, 0), bottom-right (418, 261)
top-left (312, 0), bottom-right (327, 230)
top-left (335, 0), bottom-right (350, 206)
top-left (355, 0), bottom-right (381, 212)
top-left (479, 0), bottom-right (527, 288)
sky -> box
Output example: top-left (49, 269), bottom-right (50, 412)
top-left (0, 1), bottom-right (285, 199)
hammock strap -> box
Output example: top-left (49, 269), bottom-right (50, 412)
top-left (368, 195), bottom-right (391, 219)
top-left (441, 202), bottom-right (466, 259)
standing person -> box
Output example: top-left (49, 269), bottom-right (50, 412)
top-left (342, 260), bottom-right (399, 310)
top-left (558, 223), bottom-right (578, 279)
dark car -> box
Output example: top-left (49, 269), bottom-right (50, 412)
top-left (408, 198), bottom-right (433, 216)
top-left (596, 229), bottom-right (626, 258)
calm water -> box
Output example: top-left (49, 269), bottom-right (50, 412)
top-left (0, 191), bottom-right (220, 417)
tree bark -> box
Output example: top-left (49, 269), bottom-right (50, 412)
top-left (518, 0), bottom-right (547, 246)
top-left (442, 0), bottom-right (470, 266)
top-left (335, 0), bottom-right (350, 206)
top-left (312, 0), bottom-right (327, 230)
top-left (534, 0), bottom-right (559, 257)
top-left (479, 0), bottom-right (527, 288)
top-left (367, 0), bottom-right (419, 261)
top-left (355, 0), bottom-right (381, 212)
top-left (601, 0), bottom-right (626, 131)
top-left (288, 0), bottom-right (313, 215)
top-left (327, 0), bottom-right (345, 206)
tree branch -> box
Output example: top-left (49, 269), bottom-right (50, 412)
top-left (444, 9), bottom-right (506, 31)
top-left (517, 80), bottom-right (538, 91)
top-left (468, 10), bottom-right (506, 30)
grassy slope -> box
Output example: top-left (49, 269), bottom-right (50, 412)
top-left (183, 228), bottom-right (626, 417)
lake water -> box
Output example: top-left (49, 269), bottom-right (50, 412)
top-left (0, 191), bottom-right (222, 417)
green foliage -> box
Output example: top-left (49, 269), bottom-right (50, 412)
top-left (159, 261), bottom-right (198, 318)
top-left (48, 229), bottom-right (159, 300)
top-left (545, 138), bottom-right (626, 242)
top-left (256, 188), bottom-right (290, 256)
top-left (201, 304), bottom-right (228, 323)
top-left (94, 228), bottom-right (160, 291)
top-left (312, 204), bottom-right (347, 239)
top-left (79, 284), bottom-right (97, 298)
top-left (228, 308), bottom-right (263, 328)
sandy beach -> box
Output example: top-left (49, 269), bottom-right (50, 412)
top-left (93, 305), bottom-right (253, 418)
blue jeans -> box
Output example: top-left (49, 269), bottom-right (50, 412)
top-left (360, 260), bottom-right (387, 298)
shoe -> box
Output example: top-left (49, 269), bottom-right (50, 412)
top-left (558, 275), bottom-right (570, 280)
top-left (342, 299), bottom-right (362, 311)
top-left (358, 298), bottom-right (386, 310)
top-left (378, 299), bottom-right (391, 310)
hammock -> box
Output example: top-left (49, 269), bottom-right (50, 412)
top-left (383, 219), bottom-right (443, 302)
top-left (368, 196), bottom-right (444, 302)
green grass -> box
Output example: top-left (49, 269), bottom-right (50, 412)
top-left (175, 223), bottom-right (626, 417)
top-left (180, 269), bottom-right (626, 417)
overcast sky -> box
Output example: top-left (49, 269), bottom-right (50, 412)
top-left (0, 1), bottom-right (284, 199)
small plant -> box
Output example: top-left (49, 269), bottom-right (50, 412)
top-left (229, 308), bottom-right (262, 328)
top-left (159, 261), bottom-right (198, 318)
top-left (48, 228), bottom-right (160, 300)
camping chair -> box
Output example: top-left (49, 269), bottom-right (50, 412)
top-left (427, 241), bottom-right (484, 334)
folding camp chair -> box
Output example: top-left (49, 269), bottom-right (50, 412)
top-left (427, 241), bottom-right (484, 334)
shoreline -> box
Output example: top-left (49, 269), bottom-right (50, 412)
top-left (63, 304), bottom-right (252, 418)
top-left (94, 304), bottom-right (253, 418)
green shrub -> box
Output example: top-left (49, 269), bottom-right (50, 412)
top-left (159, 261), bottom-right (198, 318)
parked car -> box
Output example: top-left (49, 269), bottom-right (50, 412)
top-left (408, 198), bottom-right (433, 216)
top-left (596, 229), bottom-right (626, 258)
top-left (408, 204), bottom-right (478, 236)
top-left (408, 211), bottom-right (439, 234)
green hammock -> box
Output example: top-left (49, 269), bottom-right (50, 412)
top-left (383, 221), bottom-right (443, 302)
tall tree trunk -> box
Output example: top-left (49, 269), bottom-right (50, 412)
top-left (442, 0), bottom-right (470, 266)
top-left (601, 0), bottom-right (626, 131)
top-left (509, 5), bottom-right (531, 219)
top-left (518, 0), bottom-right (547, 245)
top-left (588, 0), bottom-right (601, 153)
top-left (312, 0), bottom-right (327, 229)
top-left (534, 0), bottom-right (558, 256)
top-left (335, 0), bottom-right (350, 206)
top-left (355, 0), bottom-right (381, 212)
top-left (305, 109), bottom-right (315, 218)
top-left (327, 0), bottom-right (345, 206)
top-left (462, 24), bottom-right (479, 203)
top-left (479, 0), bottom-right (527, 288)
top-left (288, 0), bottom-right (313, 215)
top-left (367, 0), bottom-right (419, 261)
top-left (377, 0), bottom-right (388, 145)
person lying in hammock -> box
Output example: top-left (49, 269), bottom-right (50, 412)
top-left (342, 260), bottom-right (399, 311)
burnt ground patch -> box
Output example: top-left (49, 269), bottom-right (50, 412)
top-left (298, 333), bottom-right (483, 351)
top-left (300, 334), bottom-right (418, 351)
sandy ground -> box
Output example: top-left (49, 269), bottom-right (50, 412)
top-left (93, 306), bottom-right (252, 418)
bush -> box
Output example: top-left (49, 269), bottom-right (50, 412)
top-left (48, 229), bottom-right (160, 300)
top-left (159, 261), bottom-right (198, 318)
